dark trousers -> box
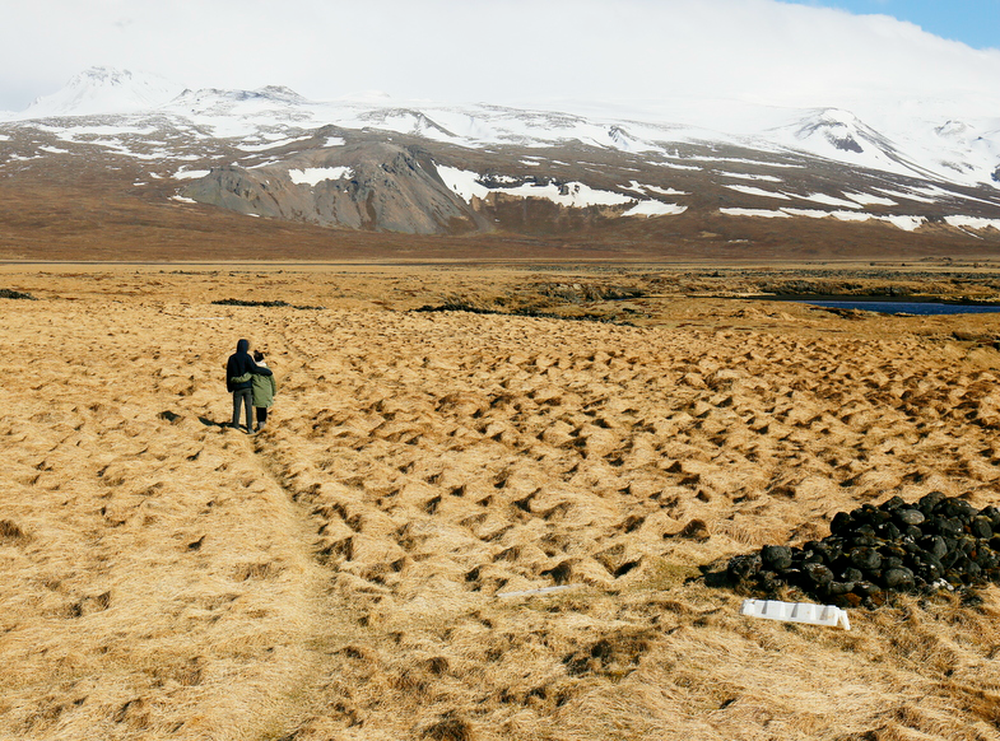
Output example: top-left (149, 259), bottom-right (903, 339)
top-left (255, 407), bottom-right (268, 425)
top-left (232, 388), bottom-right (253, 430)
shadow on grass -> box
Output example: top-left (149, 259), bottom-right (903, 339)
top-left (159, 410), bottom-right (235, 430)
top-left (196, 415), bottom-right (230, 428)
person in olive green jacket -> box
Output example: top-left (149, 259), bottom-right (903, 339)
top-left (250, 350), bottom-right (277, 431)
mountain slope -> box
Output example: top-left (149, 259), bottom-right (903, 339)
top-left (1, 68), bottom-right (999, 258)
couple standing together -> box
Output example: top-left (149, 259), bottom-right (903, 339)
top-left (226, 339), bottom-right (277, 433)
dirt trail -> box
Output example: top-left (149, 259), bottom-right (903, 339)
top-left (0, 299), bottom-right (331, 739)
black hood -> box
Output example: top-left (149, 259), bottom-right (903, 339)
top-left (237, 339), bottom-right (250, 353)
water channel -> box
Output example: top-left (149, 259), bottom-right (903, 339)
top-left (779, 298), bottom-right (1000, 316)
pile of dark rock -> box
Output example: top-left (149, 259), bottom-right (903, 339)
top-left (718, 492), bottom-right (1000, 608)
top-left (211, 298), bottom-right (325, 311)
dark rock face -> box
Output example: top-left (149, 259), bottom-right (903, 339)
top-left (716, 493), bottom-right (1000, 608)
top-left (182, 141), bottom-right (494, 235)
top-left (181, 137), bottom-right (635, 236)
top-left (829, 133), bottom-right (864, 153)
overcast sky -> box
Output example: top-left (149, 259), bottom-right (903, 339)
top-left (1, 0), bottom-right (999, 114)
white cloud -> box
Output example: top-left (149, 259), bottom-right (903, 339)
top-left (1, 0), bottom-right (999, 118)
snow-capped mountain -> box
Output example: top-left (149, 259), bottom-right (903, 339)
top-left (1, 67), bottom-right (999, 249)
top-left (23, 67), bottom-right (184, 118)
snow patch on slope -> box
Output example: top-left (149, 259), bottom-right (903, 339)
top-left (725, 184), bottom-right (791, 200)
top-left (721, 206), bottom-right (928, 232)
top-left (721, 208), bottom-right (792, 219)
top-left (846, 192), bottom-right (897, 207)
top-left (795, 192), bottom-right (862, 209)
top-left (289, 167), bottom-right (354, 185)
top-left (623, 201), bottom-right (687, 217)
top-left (174, 168), bottom-right (210, 180)
top-left (436, 165), bottom-right (686, 217)
top-left (621, 181), bottom-right (689, 197)
top-left (945, 216), bottom-right (1000, 231)
top-left (438, 165), bottom-right (632, 208)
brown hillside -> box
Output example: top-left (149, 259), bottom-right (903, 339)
top-left (0, 140), bottom-right (998, 262)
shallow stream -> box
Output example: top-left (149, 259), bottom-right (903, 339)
top-left (779, 297), bottom-right (1000, 316)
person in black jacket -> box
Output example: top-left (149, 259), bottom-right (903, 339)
top-left (226, 339), bottom-right (273, 433)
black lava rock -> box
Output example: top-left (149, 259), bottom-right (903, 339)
top-left (849, 547), bottom-right (882, 572)
top-left (898, 509), bottom-right (925, 526)
top-left (727, 553), bottom-right (761, 582)
top-left (761, 545), bottom-right (793, 571)
top-left (831, 511), bottom-right (853, 536)
top-left (805, 563), bottom-right (834, 587)
top-left (919, 491), bottom-right (947, 511)
top-left (882, 567), bottom-right (915, 589)
top-left (972, 517), bottom-right (993, 539)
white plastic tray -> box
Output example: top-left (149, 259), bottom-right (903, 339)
top-left (741, 598), bottom-right (851, 630)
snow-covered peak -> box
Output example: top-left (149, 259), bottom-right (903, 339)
top-left (168, 85), bottom-right (309, 117)
top-left (789, 108), bottom-right (884, 154)
top-left (757, 107), bottom-right (926, 177)
top-left (21, 67), bottom-right (183, 118)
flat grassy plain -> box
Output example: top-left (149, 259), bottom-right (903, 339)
top-left (5, 263), bottom-right (1000, 740)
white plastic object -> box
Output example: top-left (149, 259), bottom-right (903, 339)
top-left (741, 598), bottom-right (851, 630)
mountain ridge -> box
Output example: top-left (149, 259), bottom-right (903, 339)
top-left (1, 67), bottom-right (999, 259)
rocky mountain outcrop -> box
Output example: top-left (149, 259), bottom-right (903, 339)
top-left (183, 141), bottom-right (492, 235)
top-left (178, 128), bottom-right (673, 235)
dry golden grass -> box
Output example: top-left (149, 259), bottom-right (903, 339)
top-left (5, 265), bottom-right (1000, 740)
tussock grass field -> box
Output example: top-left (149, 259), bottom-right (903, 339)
top-left (5, 265), bottom-right (1000, 740)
